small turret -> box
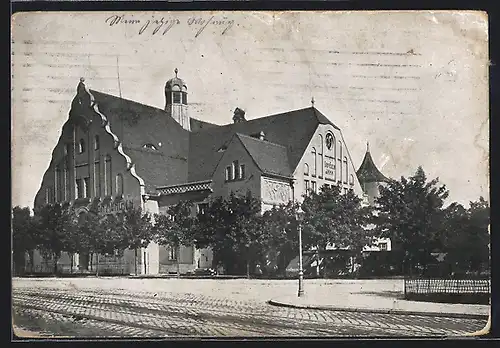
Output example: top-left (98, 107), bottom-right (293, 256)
top-left (165, 68), bottom-right (190, 131)
top-left (356, 142), bottom-right (389, 205)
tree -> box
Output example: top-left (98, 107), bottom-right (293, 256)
top-left (121, 204), bottom-right (153, 275)
top-left (191, 191), bottom-right (265, 276)
top-left (262, 201), bottom-right (300, 275)
top-left (226, 191), bottom-right (266, 278)
top-left (191, 196), bottom-right (231, 272)
top-left (439, 197), bottom-right (490, 275)
top-left (12, 206), bottom-right (38, 274)
top-left (301, 185), bottom-right (372, 277)
top-left (34, 203), bottom-right (76, 274)
top-left (75, 209), bottom-right (101, 272)
top-left (373, 166), bottom-right (449, 275)
top-left (153, 201), bottom-right (195, 276)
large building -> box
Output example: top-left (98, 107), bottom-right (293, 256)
top-left (32, 70), bottom-right (388, 275)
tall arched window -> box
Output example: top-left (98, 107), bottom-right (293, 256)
top-left (318, 134), bottom-right (324, 178)
top-left (311, 148), bottom-right (317, 177)
top-left (79, 139), bottom-right (86, 153)
top-left (94, 135), bottom-right (100, 150)
top-left (349, 174), bottom-right (355, 186)
top-left (63, 164), bottom-right (68, 201)
top-left (94, 160), bottom-right (100, 197)
top-left (304, 163), bottom-right (309, 176)
top-left (104, 155), bottom-right (112, 196)
top-left (115, 173), bottom-right (124, 196)
top-left (338, 141), bottom-right (343, 183)
top-left (344, 156), bottom-right (348, 184)
top-left (54, 167), bottom-right (59, 201)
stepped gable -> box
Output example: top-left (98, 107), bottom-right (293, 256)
top-left (81, 89), bottom-right (190, 192)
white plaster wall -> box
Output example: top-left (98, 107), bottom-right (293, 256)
top-left (293, 124), bottom-right (364, 202)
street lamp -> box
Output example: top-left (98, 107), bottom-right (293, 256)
top-left (296, 205), bottom-right (305, 297)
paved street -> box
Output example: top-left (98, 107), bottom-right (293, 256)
top-left (12, 278), bottom-right (486, 338)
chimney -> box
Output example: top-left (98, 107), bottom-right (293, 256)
top-left (233, 107), bottom-right (246, 123)
top-left (259, 131), bottom-right (265, 141)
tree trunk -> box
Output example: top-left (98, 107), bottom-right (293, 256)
top-left (90, 253), bottom-right (93, 271)
top-left (316, 245), bottom-right (321, 277)
top-left (246, 259), bottom-right (250, 279)
top-left (134, 248), bottom-right (138, 275)
top-left (70, 253), bottom-right (74, 274)
top-left (53, 253), bottom-right (59, 275)
top-left (96, 253), bottom-right (100, 277)
top-left (29, 250), bottom-right (34, 273)
top-left (176, 245), bottom-right (180, 278)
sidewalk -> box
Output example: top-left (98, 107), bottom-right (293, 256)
top-left (268, 292), bottom-right (490, 319)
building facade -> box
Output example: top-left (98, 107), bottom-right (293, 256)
top-left (32, 70), bottom-right (388, 275)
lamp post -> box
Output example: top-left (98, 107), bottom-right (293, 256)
top-left (297, 206), bottom-right (305, 297)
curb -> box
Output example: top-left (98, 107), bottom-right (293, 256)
top-left (267, 300), bottom-right (489, 320)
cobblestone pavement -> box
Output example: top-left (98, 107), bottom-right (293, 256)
top-left (12, 286), bottom-right (486, 338)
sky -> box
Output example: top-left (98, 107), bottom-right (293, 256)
top-left (11, 11), bottom-right (489, 209)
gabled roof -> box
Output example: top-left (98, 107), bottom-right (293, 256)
top-left (187, 106), bottom-right (337, 182)
top-left (236, 133), bottom-right (292, 177)
top-left (356, 144), bottom-right (389, 183)
top-left (190, 118), bottom-right (221, 132)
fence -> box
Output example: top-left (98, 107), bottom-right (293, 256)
top-left (404, 278), bottom-right (490, 295)
top-left (21, 260), bottom-right (136, 276)
top-left (404, 277), bottom-right (490, 305)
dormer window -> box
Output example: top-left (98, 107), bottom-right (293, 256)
top-left (143, 143), bottom-right (158, 151)
top-left (78, 139), bottom-right (85, 154)
top-left (217, 144), bottom-right (227, 153)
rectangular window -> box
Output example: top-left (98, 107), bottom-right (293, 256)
top-left (94, 161), bottom-right (100, 197)
top-left (76, 179), bottom-right (84, 199)
top-left (379, 243), bottom-right (387, 251)
top-left (304, 180), bottom-right (310, 192)
top-left (168, 246), bottom-right (177, 260)
top-left (173, 92), bottom-right (181, 103)
top-left (311, 181), bottom-right (317, 193)
top-left (231, 160), bottom-right (238, 180)
top-left (319, 155), bottom-right (323, 179)
top-left (198, 203), bottom-right (208, 215)
top-left (225, 166), bottom-right (231, 182)
top-left (239, 164), bottom-right (245, 180)
top-left (84, 177), bottom-right (90, 198)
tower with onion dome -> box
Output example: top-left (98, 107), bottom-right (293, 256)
top-left (165, 68), bottom-right (190, 131)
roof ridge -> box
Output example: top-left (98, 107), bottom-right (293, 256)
top-left (235, 132), bottom-right (287, 148)
top-left (89, 89), bottom-right (168, 114)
